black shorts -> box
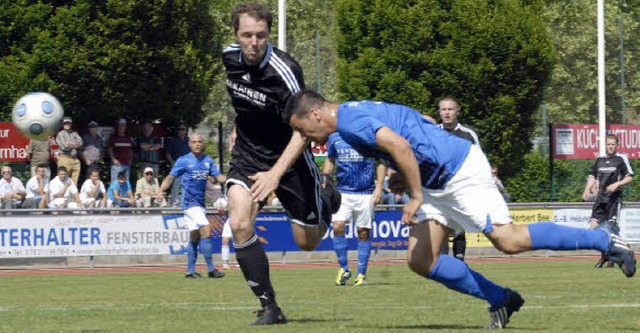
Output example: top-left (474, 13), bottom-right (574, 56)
top-left (227, 149), bottom-right (330, 227)
top-left (590, 199), bottom-right (621, 224)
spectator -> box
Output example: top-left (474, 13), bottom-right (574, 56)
top-left (108, 118), bottom-right (135, 183)
top-left (135, 167), bottom-right (166, 208)
top-left (136, 121), bottom-right (163, 176)
top-left (81, 121), bottom-right (106, 183)
top-left (26, 137), bottom-right (53, 180)
top-left (382, 170), bottom-right (410, 205)
top-left (491, 165), bottom-right (511, 202)
top-left (56, 117), bottom-right (83, 185)
top-left (165, 124), bottom-right (190, 206)
top-left (107, 171), bottom-right (135, 208)
top-left (0, 166), bottom-right (29, 209)
top-left (47, 166), bottom-right (80, 209)
top-left (80, 168), bottom-right (107, 209)
top-left (25, 164), bottom-right (49, 209)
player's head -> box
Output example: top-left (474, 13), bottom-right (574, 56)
top-left (606, 134), bottom-right (619, 156)
top-left (438, 96), bottom-right (460, 128)
top-left (232, 3), bottom-right (272, 66)
top-left (189, 133), bottom-right (205, 155)
top-left (286, 90), bottom-right (334, 144)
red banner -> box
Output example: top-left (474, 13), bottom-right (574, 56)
top-left (552, 124), bottom-right (640, 159)
top-left (0, 122), bottom-right (30, 162)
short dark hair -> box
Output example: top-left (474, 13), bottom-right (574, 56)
top-left (284, 89), bottom-right (327, 121)
top-left (58, 166), bottom-right (68, 173)
top-left (606, 133), bottom-right (619, 144)
top-left (232, 3), bottom-right (272, 33)
top-left (117, 171), bottom-right (126, 179)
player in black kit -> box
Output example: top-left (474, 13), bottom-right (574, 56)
top-left (582, 134), bottom-right (634, 268)
top-left (438, 96), bottom-right (481, 261)
top-left (222, 3), bottom-right (338, 326)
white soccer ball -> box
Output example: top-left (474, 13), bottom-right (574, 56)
top-left (12, 92), bottom-right (65, 140)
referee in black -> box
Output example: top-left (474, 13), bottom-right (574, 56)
top-left (222, 3), bottom-right (338, 326)
top-left (582, 133), bottom-right (634, 268)
top-left (438, 96), bottom-right (482, 261)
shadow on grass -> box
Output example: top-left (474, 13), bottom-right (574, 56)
top-left (289, 318), bottom-right (353, 324)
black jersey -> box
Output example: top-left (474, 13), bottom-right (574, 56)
top-left (223, 42), bottom-right (305, 164)
top-left (589, 154), bottom-right (634, 202)
top-left (439, 123), bottom-right (481, 147)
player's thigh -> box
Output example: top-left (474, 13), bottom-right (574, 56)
top-left (183, 206), bottom-right (208, 231)
top-left (407, 221), bottom-right (449, 273)
top-left (227, 184), bottom-right (259, 230)
top-left (352, 194), bottom-right (374, 229)
top-left (276, 153), bottom-right (323, 227)
top-left (332, 193), bottom-right (355, 223)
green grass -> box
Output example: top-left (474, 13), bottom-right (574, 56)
top-left (0, 259), bottom-right (639, 332)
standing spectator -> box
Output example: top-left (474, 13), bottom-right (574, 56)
top-left (437, 96), bottom-right (482, 261)
top-left (56, 117), bottom-right (83, 185)
top-left (582, 134), bottom-right (633, 268)
top-left (322, 132), bottom-right (385, 286)
top-left (491, 165), bottom-right (512, 203)
top-left (81, 121), bottom-right (106, 182)
top-left (135, 167), bottom-right (166, 208)
top-left (80, 168), bottom-right (107, 209)
top-left (108, 118), bottom-right (135, 183)
top-left (25, 165), bottom-right (49, 209)
top-left (107, 171), bottom-right (135, 208)
top-left (47, 166), bottom-right (80, 209)
top-left (0, 166), bottom-right (29, 209)
top-left (136, 121), bottom-right (163, 176)
top-left (160, 133), bottom-right (226, 279)
top-left (26, 137), bottom-right (53, 180)
top-left (165, 123), bottom-right (190, 206)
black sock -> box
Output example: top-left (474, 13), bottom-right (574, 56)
top-left (452, 234), bottom-right (466, 261)
top-left (235, 234), bottom-right (276, 307)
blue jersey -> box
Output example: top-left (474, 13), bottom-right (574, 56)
top-left (170, 153), bottom-right (221, 210)
top-left (327, 132), bottom-right (376, 194)
top-left (336, 101), bottom-right (471, 189)
top-left (107, 181), bottom-right (132, 201)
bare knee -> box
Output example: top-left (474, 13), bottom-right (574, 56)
top-left (488, 224), bottom-right (532, 255)
top-left (296, 238), bottom-right (318, 251)
top-left (357, 227), bottom-right (370, 241)
top-left (407, 256), bottom-right (433, 276)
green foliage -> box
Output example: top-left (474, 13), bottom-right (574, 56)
top-left (0, 0), bottom-right (223, 127)
top-left (335, 0), bottom-right (556, 177)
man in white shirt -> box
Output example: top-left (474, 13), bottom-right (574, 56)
top-left (80, 168), bottom-right (107, 209)
top-left (25, 165), bottom-right (49, 209)
top-left (0, 166), bottom-right (28, 209)
top-left (48, 166), bottom-right (80, 209)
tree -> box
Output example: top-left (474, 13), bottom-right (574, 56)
top-left (335, 0), bottom-right (556, 176)
top-left (0, 0), bottom-right (223, 127)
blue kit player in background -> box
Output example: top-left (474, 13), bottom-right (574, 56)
top-left (161, 133), bottom-right (226, 279)
top-left (322, 132), bottom-right (385, 286)
top-left (286, 90), bottom-right (636, 330)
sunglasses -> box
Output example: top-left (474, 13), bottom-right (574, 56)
top-left (145, 172), bottom-right (153, 176)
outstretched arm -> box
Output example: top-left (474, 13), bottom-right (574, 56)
top-left (375, 127), bottom-right (423, 226)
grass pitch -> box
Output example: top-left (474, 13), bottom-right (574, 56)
top-left (0, 259), bottom-right (638, 332)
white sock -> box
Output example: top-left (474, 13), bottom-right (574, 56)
top-left (222, 245), bottom-right (230, 262)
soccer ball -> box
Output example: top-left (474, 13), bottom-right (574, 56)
top-left (12, 92), bottom-right (65, 140)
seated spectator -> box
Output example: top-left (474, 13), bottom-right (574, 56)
top-left (47, 166), bottom-right (80, 209)
top-left (135, 167), bottom-right (166, 208)
top-left (25, 164), bottom-right (49, 209)
top-left (0, 166), bottom-right (30, 209)
top-left (491, 164), bottom-right (512, 202)
top-left (108, 171), bottom-right (135, 208)
top-left (80, 168), bottom-right (107, 209)
top-left (382, 170), bottom-right (410, 205)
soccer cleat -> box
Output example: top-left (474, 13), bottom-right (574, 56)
top-left (594, 257), bottom-right (607, 268)
top-left (223, 263), bottom-right (231, 270)
top-left (250, 305), bottom-right (287, 326)
top-left (335, 268), bottom-right (351, 286)
top-left (185, 272), bottom-right (202, 279)
top-left (208, 269), bottom-right (225, 278)
top-left (353, 274), bottom-right (366, 286)
top-left (485, 288), bottom-right (524, 330)
top-left (596, 220), bottom-right (636, 278)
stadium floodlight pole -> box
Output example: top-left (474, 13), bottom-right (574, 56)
top-left (597, 0), bottom-right (606, 156)
top-left (278, 0), bottom-right (286, 51)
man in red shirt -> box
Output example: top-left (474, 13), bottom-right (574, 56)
top-left (108, 118), bottom-right (135, 183)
